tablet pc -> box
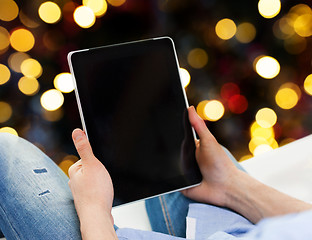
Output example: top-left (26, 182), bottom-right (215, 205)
top-left (68, 37), bottom-right (202, 207)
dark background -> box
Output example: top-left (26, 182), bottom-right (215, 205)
top-left (1, 0), bottom-right (312, 174)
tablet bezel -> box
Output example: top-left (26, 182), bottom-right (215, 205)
top-left (68, 37), bottom-right (202, 207)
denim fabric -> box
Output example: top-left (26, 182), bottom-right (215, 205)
top-left (0, 133), bottom-right (81, 240)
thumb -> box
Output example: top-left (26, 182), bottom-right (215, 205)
top-left (72, 128), bottom-right (96, 164)
top-left (188, 106), bottom-right (214, 144)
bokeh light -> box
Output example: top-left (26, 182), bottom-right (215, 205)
top-left (255, 108), bottom-right (277, 128)
top-left (250, 121), bottom-right (275, 140)
top-left (235, 22), bottom-right (256, 43)
top-left (179, 68), bottom-right (191, 88)
top-left (258, 0), bottom-right (281, 19)
top-left (8, 52), bottom-right (30, 72)
top-left (275, 87), bottom-right (299, 109)
top-left (255, 56), bottom-right (280, 79)
top-left (203, 100), bottom-right (225, 122)
top-left (253, 144), bottom-right (273, 156)
top-left (38, 1), bottom-right (62, 24)
top-left (187, 48), bottom-right (208, 69)
top-left (0, 27), bottom-right (10, 51)
top-left (294, 14), bottom-right (312, 37)
top-left (21, 58), bottom-right (43, 78)
top-left (83, 0), bottom-right (108, 17)
top-left (40, 89), bottom-right (64, 111)
top-left (215, 18), bottom-right (237, 40)
top-left (196, 100), bottom-right (209, 119)
top-left (18, 77), bottom-right (40, 96)
top-left (228, 94), bottom-right (248, 114)
top-left (0, 127), bottom-right (18, 136)
top-left (221, 82), bottom-right (240, 100)
top-left (0, 0), bottom-right (19, 21)
top-left (59, 155), bottom-right (79, 176)
top-left (107, 0), bottom-right (126, 7)
top-left (54, 73), bottom-right (75, 93)
top-left (73, 6), bottom-right (96, 28)
top-left (0, 102), bottom-right (13, 123)
top-left (0, 64), bottom-right (11, 85)
top-left (304, 74), bottom-right (312, 96)
top-left (10, 28), bottom-right (35, 52)
top-left (19, 11), bottom-right (40, 28)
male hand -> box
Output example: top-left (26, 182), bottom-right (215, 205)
top-left (182, 106), bottom-right (241, 207)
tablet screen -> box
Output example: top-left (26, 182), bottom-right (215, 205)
top-left (68, 37), bottom-right (202, 206)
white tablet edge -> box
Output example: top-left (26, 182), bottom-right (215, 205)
top-left (67, 37), bottom-right (201, 208)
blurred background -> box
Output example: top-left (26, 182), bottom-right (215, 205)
top-left (1, 0), bottom-right (312, 175)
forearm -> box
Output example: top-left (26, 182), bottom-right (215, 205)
top-left (79, 207), bottom-right (118, 240)
top-left (225, 170), bottom-right (312, 223)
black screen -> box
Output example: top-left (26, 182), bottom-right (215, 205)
top-left (69, 37), bottom-right (202, 206)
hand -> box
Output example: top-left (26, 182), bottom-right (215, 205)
top-left (68, 129), bottom-right (117, 239)
top-left (181, 106), bottom-right (241, 207)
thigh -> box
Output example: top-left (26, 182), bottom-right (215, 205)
top-left (0, 133), bottom-right (81, 240)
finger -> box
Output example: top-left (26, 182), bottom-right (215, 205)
top-left (188, 106), bottom-right (214, 143)
top-left (72, 128), bottom-right (96, 165)
top-left (68, 159), bottom-right (82, 178)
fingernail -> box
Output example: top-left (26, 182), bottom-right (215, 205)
top-left (74, 130), bottom-right (84, 141)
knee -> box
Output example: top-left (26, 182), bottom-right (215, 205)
top-left (0, 133), bottom-right (21, 162)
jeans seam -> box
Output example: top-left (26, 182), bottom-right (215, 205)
top-left (159, 195), bottom-right (176, 236)
top-left (0, 199), bottom-right (21, 240)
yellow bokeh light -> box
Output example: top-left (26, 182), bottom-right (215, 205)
top-left (21, 58), bottom-right (43, 78)
top-left (83, 0), bottom-right (108, 17)
top-left (294, 14), bottom-right (312, 37)
top-left (304, 74), bottom-right (312, 96)
top-left (107, 0), bottom-right (126, 7)
top-left (10, 29), bottom-right (35, 52)
top-left (73, 6), bottom-right (96, 28)
top-left (280, 82), bottom-right (301, 99)
top-left (255, 108), bottom-right (277, 128)
top-left (255, 56), bottom-right (280, 79)
top-left (39, 1), bottom-right (62, 24)
top-left (196, 100), bottom-right (209, 119)
top-left (251, 126), bottom-right (275, 140)
top-left (0, 27), bottom-right (10, 51)
top-left (290, 4), bottom-right (312, 16)
top-left (40, 89), bottom-right (64, 111)
top-left (0, 102), bottom-right (13, 123)
top-left (59, 155), bottom-right (79, 176)
top-left (203, 100), bottom-right (225, 122)
top-left (179, 68), bottom-right (191, 88)
top-left (0, 64), bottom-right (11, 85)
top-left (0, 127), bottom-right (18, 136)
top-left (253, 144), bottom-right (273, 156)
top-left (275, 88), bottom-right (298, 109)
top-left (0, 0), bottom-right (19, 21)
top-left (235, 22), bottom-right (256, 43)
top-left (19, 11), bottom-right (40, 29)
top-left (54, 73), bottom-right (75, 93)
top-left (215, 18), bottom-right (237, 40)
top-left (8, 52), bottom-right (30, 73)
top-left (258, 0), bottom-right (281, 19)
top-left (187, 48), bottom-right (208, 69)
top-left (18, 76), bottom-right (40, 96)
top-left (249, 137), bottom-right (269, 154)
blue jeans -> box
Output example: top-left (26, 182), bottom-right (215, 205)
top-left (0, 133), bottom-right (242, 239)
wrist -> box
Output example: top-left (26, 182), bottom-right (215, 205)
top-left (79, 205), bottom-right (117, 240)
